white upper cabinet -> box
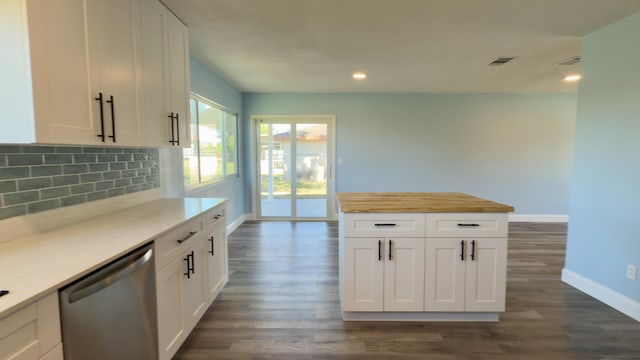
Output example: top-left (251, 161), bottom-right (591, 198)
top-left (85, 0), bottom-right (142, 146)
top-left (138, 0), bottom-right (190, 148)
top-left (2, 0), bottom-right (95, 144)
top-left (167, 13), bottom-right (190, 148)
top-left (2, 0), bottom-right (189, 146)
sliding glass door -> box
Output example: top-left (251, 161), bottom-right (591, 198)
top-left (255, 116), bottom-right (335, 220)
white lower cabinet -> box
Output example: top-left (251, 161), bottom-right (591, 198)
top-left (156, 253), bottom-right (187, 359)
top-left (155, 203), bottom-right (228, 360)
top-left (204, 225), bottom-right (228, 301)
top-left (425, 238), bottom-right (506, 312)
top-left (343, 237), bottom-right (425, 312)
top-left (0, 292), bottom-right (62, 360)
top-left (182, 238), bottom-right (209, 330)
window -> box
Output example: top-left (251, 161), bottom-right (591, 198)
top-left (184, 94), bottom-right (238, 186)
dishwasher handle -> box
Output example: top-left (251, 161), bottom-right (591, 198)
top-left (66, 244), bottom-right (153, 304)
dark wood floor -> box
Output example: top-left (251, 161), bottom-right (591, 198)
top-left (174, 221), bottom-right (640, 359)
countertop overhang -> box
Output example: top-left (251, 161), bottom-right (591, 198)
top-left (0, 197), bottom-right (226, 317)
top-left (336, 192), bottom-right (514, 213)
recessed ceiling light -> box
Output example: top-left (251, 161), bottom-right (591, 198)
top-left (564, 74), bottom-right (582, 82)
top-left (352, 72), bottom-right (367, 80)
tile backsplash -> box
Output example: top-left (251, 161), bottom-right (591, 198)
top-left (0, 145), bottom-right (160, 220)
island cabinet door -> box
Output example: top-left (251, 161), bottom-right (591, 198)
top-left (343, 238), bottom-right (384, 311)
top-left (383, 238), bottom-right (425, 311)
top-left (464, 238), bottom-right (507, 312)
top-left (424, 238), bottom-right (466, 312)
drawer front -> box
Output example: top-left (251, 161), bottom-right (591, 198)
top-left (343, 213), bottom-right (426, 237)
top-left (426, 213), bottom-right (508, 238)
top-left (154, 218), bottom-right (203, 270)
top-left (204, 205), bottom-right (226, 232)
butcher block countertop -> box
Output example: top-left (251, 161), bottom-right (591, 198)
top-left (336, 192), bottom-right (514, 213)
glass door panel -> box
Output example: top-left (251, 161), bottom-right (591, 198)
top-left (256, 117), bottom-right (334, 220)
top-left (295, 124), bottom-right (327, 218)
top-left (259, 123), bottom-right (291, 217)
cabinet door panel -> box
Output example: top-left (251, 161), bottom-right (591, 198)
top-left (138, 0), bottom-right (168, 147)
top-left (343, 238), bottom-right (384, 311)
top-left (167, 14), bottom-right (190, 147)
top-left (156, 255), bottom-right (186, 360)
top-left (86, 0), bottom-right (140, 145)
top-left (383, 238), bottom-right (425, 311)
top-left (425, 238), bottom-right (465, 311)
top-left (205, 227), bottom-right (227, 303)
top-left (465, 238), bottom-right (507, 312)
top-left (28, 0), bottom-right (95, 144)
top-left (183, 239), bottom-right (208, 330)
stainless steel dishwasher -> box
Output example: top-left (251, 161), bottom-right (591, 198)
top-left (59, 243), bottom-right (158, 360)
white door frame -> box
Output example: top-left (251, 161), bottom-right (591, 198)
top-left (251, 114), bottom-right (336, 220)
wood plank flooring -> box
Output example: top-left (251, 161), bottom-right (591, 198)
top-left (174, 221), bottom-right (640, 359)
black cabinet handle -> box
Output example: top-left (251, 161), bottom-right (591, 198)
top-left (95, 93), bottom-right (105, 142)
top-left (460, 240), bottom-right (465, 261)
top-left (189, 251), bottom-right (195, 275)
top-left (378, 240), bottom-right (382, 261)
top-left (176, 231), bottom-right (197, 244)
top-left (175, 113), bottom-right (180, 146)
top-left (168, 112), bottom-right (176, 145)
top-left (457, 223), bottom-right (480, 227)
top-left (471, 240), bottom-right (476, 261)
top-left (388, 240), bottom-right (393, 260)
top-left (106, 95), bottom-right (116, 142)
top-left (374, 223), bottom-right (396, 227)
top-left (184, 253), bottom-right (191, 279)
top-left (208, 236), bottom-right (215, 256)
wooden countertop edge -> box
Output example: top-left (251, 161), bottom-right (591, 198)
top-left (336, 192), bottom-right (515, 213)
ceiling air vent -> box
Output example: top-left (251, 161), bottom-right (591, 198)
top-left (556, 56), bottom-right (581, 65)
top-left (488, 57), bottom-right (517, 66)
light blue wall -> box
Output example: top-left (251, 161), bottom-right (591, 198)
top-left (565, 13), bottom-right (640, 302)
top-left (243, 93), bottom-right (576, 215)
top-left (183, 58), bottom-right (245, 224)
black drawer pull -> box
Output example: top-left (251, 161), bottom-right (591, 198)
top-left (374, 223), bottom-right (397, 227)
top-left (177, 231), bottom-right (197, 244)
top-left (457, 223), bottom-right (480, 227)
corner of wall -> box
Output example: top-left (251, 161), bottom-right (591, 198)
top-left (562, 268), bottom-right (640, 321)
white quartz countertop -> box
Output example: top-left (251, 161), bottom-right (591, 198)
top-left (0, 197), bottom-right (226, 317)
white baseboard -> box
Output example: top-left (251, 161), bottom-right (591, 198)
top-left (509, 214), bottom-right (569, 222)
top-left (562, 268), bottom-right (640, 321)
top-left (227, 213), bottom-right (252, 234)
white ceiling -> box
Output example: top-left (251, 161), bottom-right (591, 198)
top-left (161, 0), bottom-right (640, 93)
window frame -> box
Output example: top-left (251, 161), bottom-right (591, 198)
top-left (184, 93), bottom-right (239, 190)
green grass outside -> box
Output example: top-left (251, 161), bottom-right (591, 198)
top-left (261, 175), bottom-right (326, 199)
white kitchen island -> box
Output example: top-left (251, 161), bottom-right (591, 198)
top-left (337, 192), bottom-right (514, 322)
